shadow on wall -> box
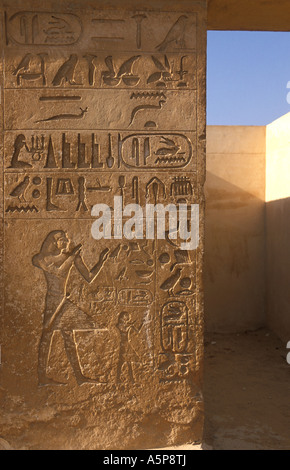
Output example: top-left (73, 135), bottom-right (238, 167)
top-left (204, 171), bottom-right (266, 334)
top-left (266, 197), bottom-right (290, 342)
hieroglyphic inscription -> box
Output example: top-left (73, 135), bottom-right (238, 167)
top-left (7, 53), bottom-right (196, 89)
top-left (1, 2), bottom-right (205, 449)
top-left (5, 11), bottom-right (83, 45)
top-left (5, 10), bottom-right (197, 50)
top-left (4, 9), bottom-right (199, 384)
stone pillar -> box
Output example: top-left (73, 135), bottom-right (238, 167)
top-left (0, 0), bottom-right (206, 449)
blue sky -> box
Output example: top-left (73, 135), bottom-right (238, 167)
top-left (207, 31), bottom-right (290, 126)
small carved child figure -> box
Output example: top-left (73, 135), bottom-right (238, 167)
top-left (116, 311), bottom-right (140, 383)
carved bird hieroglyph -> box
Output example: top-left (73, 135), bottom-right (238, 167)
top-left (156, 15), bottom-right (188, 52)
top-left (52, 54), bottom-right (79, 86)
top-left (10, 176), bottom-right (30, 202)
top-left (160, 268), bottom-right (182, 296)
top-left (13, 53), bottom-right (33, 75)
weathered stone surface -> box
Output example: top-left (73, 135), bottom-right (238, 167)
top-left (0, 0), bottom-right (206, 450)
top-left (208, 0), bottom-right (290, 32)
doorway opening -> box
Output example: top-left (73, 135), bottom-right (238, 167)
top-left (204, 30), bottom-right (290, 450)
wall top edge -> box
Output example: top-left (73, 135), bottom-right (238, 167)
top-left (0, 0), bottom-right (207, 13)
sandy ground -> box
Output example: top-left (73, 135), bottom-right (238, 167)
top-left (203, 328), bottom-right (290, 450)
top-left (1, 328), bottom-right (289, 451)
